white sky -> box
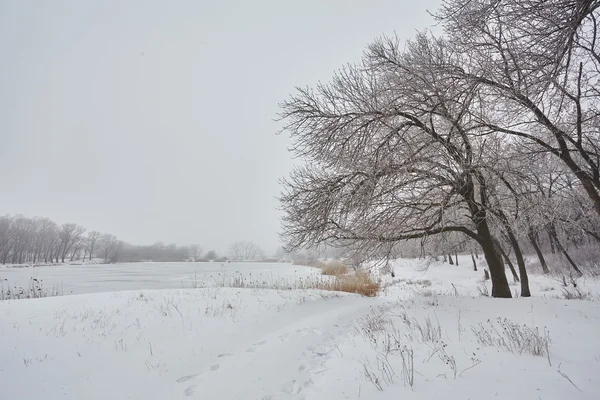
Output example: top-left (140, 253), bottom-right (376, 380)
top-left (0, 0), bottom-right (440, 254)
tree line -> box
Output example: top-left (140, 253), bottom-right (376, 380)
top-left (0, 215), bottom-right (119, 264)
top-left (0, 214), bottom-right (278, 265)
top-left (0, 214), bottom-right (226, 265)
top-left (279, 0), bottom-right (600, 298)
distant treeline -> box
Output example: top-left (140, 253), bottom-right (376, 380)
top-left (0, 214), bottom-right (222, 265)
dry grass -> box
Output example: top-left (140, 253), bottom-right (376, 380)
top-left (331, 271), bottom-right (380, 297)
top-left (201, 269), bottom-right (381, 297)
top-left (559, 286), bottom-right (591, 300)
top-left (320, 260), bottom-right (349, 276)
top-left (472, 317), bottom-right (551, 362)
top-left (396, 278), bottom-right (432, 287)
top-left (1, 277), bottom-right (63, 301)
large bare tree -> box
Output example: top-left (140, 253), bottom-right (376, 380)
top-left (279, 34), bottom-right (515, 297)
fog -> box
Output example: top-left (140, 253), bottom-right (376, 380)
top-left (0, 0), bottom-right (439, 254)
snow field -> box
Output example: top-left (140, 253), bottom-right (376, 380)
top-left (1, 259), bottom-right (599, 399)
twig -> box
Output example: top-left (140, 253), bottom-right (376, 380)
top-left (557, 363), bottom-right (582, 392)
top-left (459, 360), bottom-right (482, 377)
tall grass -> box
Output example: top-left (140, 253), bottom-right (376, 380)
top-left (1, 277), bottom-right (63, 300)
top-left (182, 269), bottom-right (381, 297)
top-left (472, 317), bottom-right (551, 362)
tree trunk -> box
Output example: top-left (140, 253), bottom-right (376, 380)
top-left (528, 228), bottom-right (550, 274)
top-left (471, 252), bottom-right (477, 271)
top-left (448, 253), bottom-right (454, 265)
top-left (454, 253), bottom-right (459, 265)
top-left (477, 222), bottom-right (511, 298)
top-left (572, 166), bottom-right (600, 217)
top-left (504, 230), bottom-right (531, 297)
top-left (548, 229), bottom-right (556, 254)
top-left (548, 227), bottom-right (583, 276)
top-left (494, 239), bottom-right (520, 282)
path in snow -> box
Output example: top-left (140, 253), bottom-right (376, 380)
top-left (0, 288), bottom-right (382, 400)
top-left (171, 294), bottom-right (382, 399)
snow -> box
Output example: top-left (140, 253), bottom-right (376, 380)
top-left (1, 260), bottom-right (599, 399)
top-left (0, 261), bottom-right (322, 295)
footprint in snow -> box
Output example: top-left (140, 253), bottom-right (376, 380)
top-left (210, 364), bottom-right (220, 371)
top-left (281, 379), bottom-right (305, 395)
top-left (176, 374), bottom-right (200, 383)
top-left (246, 340), bottom-right (267, 353)
top-left (217, 352), bottom-right (233, 358)
top-left (184, 385), bottom-right (197, 397)
top-left (278, 332), bottom-right (290, 342)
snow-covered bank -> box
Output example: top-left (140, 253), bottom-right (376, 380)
top-left (1, 260), bottom-right (599, 400)
top-left (311, 295), bottom-right (600, 400)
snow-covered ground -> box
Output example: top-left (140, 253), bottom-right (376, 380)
top-left (1, 259), bottom-right (599, 399)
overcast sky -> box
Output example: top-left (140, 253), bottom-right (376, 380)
top-left (0, 0), bottom-right (440, 254)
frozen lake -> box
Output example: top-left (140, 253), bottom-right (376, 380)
top-left (0, 262), bottom-right (320, 295)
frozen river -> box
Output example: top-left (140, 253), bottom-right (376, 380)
top-left (0, 262), bottom-right (319, 295)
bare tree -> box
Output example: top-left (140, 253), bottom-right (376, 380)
top-left (70, 234), bottom-right (87, 261)
top-left (9, 215), bottom-right (35, 264)
top-left (0, 215), bottom-right (14, 264)
top-left (98, 233), bottom-right (119, 264)
top-left (229, 241), bottom-right (264, 261)
top-left (205, 250), bottom-right (218, 261)
top-left (57, 224), bottom-right (86, 263)
top-left (84, 231), bottom-right (101, 262)
top-left (188, 244), bottom-right (202, 262)
top-left (279, 34), bottom-right (514, 297)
